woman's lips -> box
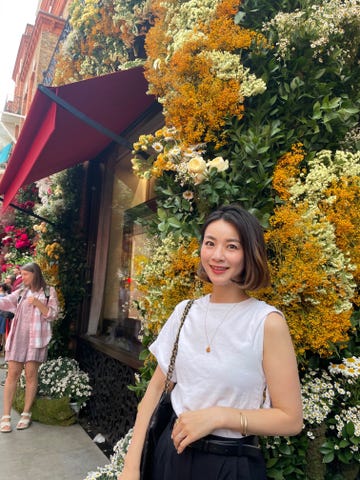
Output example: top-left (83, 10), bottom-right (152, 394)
top-left (210, 265), bottom-right (228, 274)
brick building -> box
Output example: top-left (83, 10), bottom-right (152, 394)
top-left (1, 0), bottom-right (71, 140)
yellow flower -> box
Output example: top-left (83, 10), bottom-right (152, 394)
top-left (207, 156), bottom-right (229, 172)
top-left (187, 156), bottom-right (207, 174)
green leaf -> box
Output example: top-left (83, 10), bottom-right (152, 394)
top-left (157, 208), bottom-right (167, 220)
top-left (345, 421), bottom-right (355, 436)
top-left (167, 217), bottom-right (182, 228)
top-left (314, 69), bottom-right (326, 79)
top-left (279, 444), bottom-right (292, 455)
top-left (322, 452), bottom-right (335, 463)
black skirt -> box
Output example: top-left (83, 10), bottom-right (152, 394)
top-left (152, 415), bottom-right (267, 480)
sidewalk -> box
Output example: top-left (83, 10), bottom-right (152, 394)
top-left (0, 357), bottom-right (109, 480)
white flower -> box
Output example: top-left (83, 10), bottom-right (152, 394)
top-left (207, 156), bottom-right (229, 172)
top-left (187, 156), bottom-right (207, 174)
top-left (22, 357), bottom-right (93, 408)
top-left (183, 190), bottom-right (194, 200)
top-left (152, 142), bottom-right (163, 153)
top-left (153, 58), bottom-right (161, 70)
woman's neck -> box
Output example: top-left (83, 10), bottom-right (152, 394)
top-left (210, 286), bottom-right (249, 303)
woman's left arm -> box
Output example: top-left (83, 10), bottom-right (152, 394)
top-left (255, 311), bottom-right (303, 435)
top-left (219, 312), bottom-right (303, 436)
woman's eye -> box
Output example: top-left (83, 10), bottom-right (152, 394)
top-left (228, 244), bottom-right (239, 250)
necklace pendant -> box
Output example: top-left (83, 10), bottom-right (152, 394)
top-left (206, 346), bottom-right (211, 353)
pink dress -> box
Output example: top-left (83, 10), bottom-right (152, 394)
top-left (0, 287), bottom-right (59, 363)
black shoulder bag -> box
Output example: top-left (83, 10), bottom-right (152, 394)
top-left (140, 299), bottom-right (194, 480)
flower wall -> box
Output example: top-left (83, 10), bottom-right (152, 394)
top-left (33, 167), bottom-right (87, 357)
top-left (2, 0), bottom-right (359, 479)
top-left (127, 3), bottom-right (360, 477)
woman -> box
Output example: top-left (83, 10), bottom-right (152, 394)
top-left (0, 282), bottom-right (11, 352)
top-left (0, 262), bottom-right (59, 433)
top-left (119, 204), bottom-right (303, 480)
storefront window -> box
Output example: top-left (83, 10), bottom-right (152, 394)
top-left (99, 163), bottom-right (155, 352)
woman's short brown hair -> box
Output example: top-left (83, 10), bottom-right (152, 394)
top-left (197, 204), bottom-right (271, 291)
top-left (20, 262), bottom-right (47, 291)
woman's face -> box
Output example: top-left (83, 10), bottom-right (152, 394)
top-left (200, 219), bottom-right (245, 286)
top-left (21, 270), bottom-right (34, 287)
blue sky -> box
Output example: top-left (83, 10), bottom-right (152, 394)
top-left (0, 0), bottom-right (39, 110)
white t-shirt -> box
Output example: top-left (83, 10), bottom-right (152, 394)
top-left (149, 294), bottom-right (283, 437)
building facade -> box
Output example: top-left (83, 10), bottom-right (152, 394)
top-left (0, 0), bottom-right (163, 446)
top-left (1, 0), bottom-right (70, 140)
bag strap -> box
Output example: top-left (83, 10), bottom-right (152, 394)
top-left (164, 299), bottom-right (194, 393)
top-left (44, 285), bottom-right (50, 304)
top-left (17, 285), bottom-right (51, 304)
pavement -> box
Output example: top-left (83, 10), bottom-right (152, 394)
top-left (0, 356), bottom-right (109, 480)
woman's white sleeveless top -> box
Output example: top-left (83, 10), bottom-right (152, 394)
top-left (150, 294), bottom-right (283, 437)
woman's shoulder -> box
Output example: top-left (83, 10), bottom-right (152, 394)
top-left (175, 295), bottom-right (209, 311)
top-left (249, 297), bottom-right (283, 314)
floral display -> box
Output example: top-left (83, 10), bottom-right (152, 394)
top-left (0, 0), bottom-right (358, 478)
top-left (0, 224), bottom-right (35, 272)
top-left (32, 167), bottom-right (87, 357)
top-left (263, 0), bottom-right (360, 63)
top-left (144, 0), bottom-right (266, 145)
top-left (261, 147), bottom-right (359, 357)
top-left (84, 428), bottom-right (133, 480)
top-left (131, 126), bottom-right (229, 184)
top-left (20, 357), bottom-right (92, 409)
top-left (0, 183), bottom-right (50, 277)
top-left (133, 234), bottom-right (210, 337)
top-left (53, 0), bottom-right (153, 85)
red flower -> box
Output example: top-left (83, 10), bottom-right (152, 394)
top-left (15, 239), bottom-right (31, 249)
top-left (2, 237), bottom-right (13, 246)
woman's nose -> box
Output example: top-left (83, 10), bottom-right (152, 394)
top-left (211, 245), bottom-right (225, 260)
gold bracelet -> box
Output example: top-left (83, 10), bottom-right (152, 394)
top-left (239, 411), bottom-right (248, 436)
top-left (239, 412), bottom-right (244, 435)
top-left (242, 413), bottom-right (248, 437)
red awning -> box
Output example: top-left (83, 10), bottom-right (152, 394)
top-left (0, 67), bottom-right (157, 209)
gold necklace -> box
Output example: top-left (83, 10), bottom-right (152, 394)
top-left (204, 300), bottom-right (239, 353)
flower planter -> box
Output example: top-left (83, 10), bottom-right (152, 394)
top-left (69, 401), bottom-right (81, 416)
top-left (14, 387), bottom-right (77, 426)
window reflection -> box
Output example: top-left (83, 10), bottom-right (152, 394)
top-left (101, 186), bottom-right (155, 352)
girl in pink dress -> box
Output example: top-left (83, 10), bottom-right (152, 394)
top-left (0, 262), bottom-right (59, 433)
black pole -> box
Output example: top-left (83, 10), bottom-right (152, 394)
top-left (0, 196), bottom-right (58, 227)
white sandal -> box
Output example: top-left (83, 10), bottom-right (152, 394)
top-left (0, 415), bottom-right (12, 433)
top-left (16, 412), bottom-right (32, 430)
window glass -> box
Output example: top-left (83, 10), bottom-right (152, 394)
top-left (100, 163), bottom-right (154, 351)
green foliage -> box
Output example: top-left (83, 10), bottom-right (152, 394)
top-left (35, 166), bottom-right (87, 358)
top-left (154, 166), bottom-right (242, 239)
top-left (237, 0), bottom-right (303, 30)
top-left (261, 434), bottom-right (308, 479)
top-left (128, 345), bottom-right (156, 399)
top-left (321, 421), bottom-right (360, 466)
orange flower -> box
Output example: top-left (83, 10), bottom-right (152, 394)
top-left (272, 144), bottom-right (305, 200)
top-left (145, 0), bottom-right (262, 146)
